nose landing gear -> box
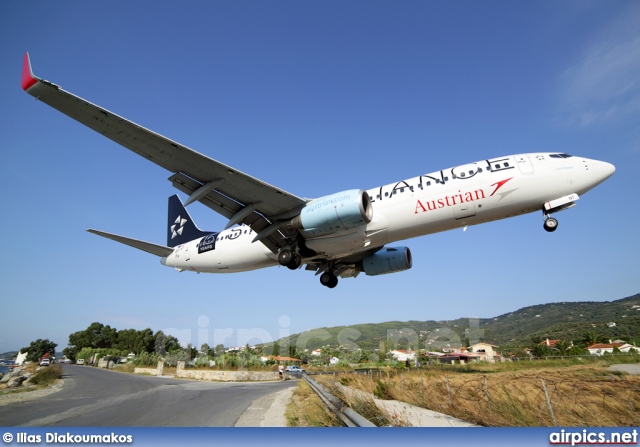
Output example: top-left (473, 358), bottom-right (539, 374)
top-left (543, 214), bottom-right (558, 232)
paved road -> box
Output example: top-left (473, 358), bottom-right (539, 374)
top-left (0, 365), bottom-right (295, 426)
top-left (607, 363), bottom-right (640, 375)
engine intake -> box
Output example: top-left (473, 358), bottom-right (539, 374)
top-left (291, 189), bottom-right (373, 236)
top-left (360, 247), bottom-right (412, 276)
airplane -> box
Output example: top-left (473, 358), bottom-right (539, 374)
top-left (21, 53), bottom-right (616, 288)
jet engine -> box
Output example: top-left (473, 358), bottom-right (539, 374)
top-left (360, 247), bottom-right (412, 276)
top-left (291, 189), bottom-right (373, 236)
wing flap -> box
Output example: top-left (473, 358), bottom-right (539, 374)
top-left (169, 172), bottom-right (239, 219)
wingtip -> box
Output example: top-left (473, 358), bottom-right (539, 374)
top-left (21, 52), bottom-right (38, 91)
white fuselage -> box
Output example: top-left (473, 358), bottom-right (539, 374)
top-left (161, 226), bottom-right (276, 273)
top-left (161, 153), bottom-right (615, 273)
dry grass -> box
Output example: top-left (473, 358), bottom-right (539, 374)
top-left (285, 380), bottom-right (342, 426)
top-left (317, 377), bottom-right (406, 426)
top-left (113, 363), bottom-right (136, 373)
top-left (318, 364), bottom-right (640, 427)
top-left (26, 364), bottom-right (63, 388)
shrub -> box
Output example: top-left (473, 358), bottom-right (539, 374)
top-left (29, 364), bottom-right (62, 386)
top-left (373, 379), bottom-right (393, 400)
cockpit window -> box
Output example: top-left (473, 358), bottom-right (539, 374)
top-left (549, 153), bottom-right (573, 159)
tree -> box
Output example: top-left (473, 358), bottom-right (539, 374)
top-left (62, 346), bottom-right (77, 361)
top-left (531, 344), bottom-right (550, 358)
top-left (116, 329), bottom-right (138, 353)
top-left (286, 344), bottom-right (298, 359)
top-left (270, 342), bottom-right (281, 357)
top-left (554, 340), bottom-right (571, 356)
top-left (154, 331), bottom-right (181, 356)
top-left (612, 345), bottom-right (622, 354)
top-left (136, 328), bottom-right (156, 354)
top-left (214, 344), bottom-right (225, 357)
top-left (530, 336), bottom-right (543, 345)
top-left (581, 331), bottom-right (604, 347)
top-left (568, 345), bottom-right (587, 356)
top-left (68, 322), bottom-right (118, 351)
top-left (186, 344), bottom-right (198, 360)
top-left (21, 339), bottom-right (57, 362)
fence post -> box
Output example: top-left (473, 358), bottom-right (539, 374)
top-left (176, 361), bottom-right (185, 378)
top-left (484, 376), bottom-right (492, 411)
top-left (157, 360), bottom-right (164, 377)
top-left (541, 379), bottom-right (558, 426)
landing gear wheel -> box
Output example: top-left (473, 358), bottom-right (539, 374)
top-left (320, 272), bottom-right (338, 288)
top-left (287, 253), bottom-right (302, 270)
top-left (544, 217), bottom-right (558, 233)
top-left (278, 249), bottom-right (293, 266)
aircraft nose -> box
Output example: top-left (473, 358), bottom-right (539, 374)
top-left (583, 158), bottom-right (615, 192)
top-left (594, 160), bottom-right (616, 181)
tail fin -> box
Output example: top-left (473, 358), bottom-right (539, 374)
top-left (167, 195), bottom-right (213, 247)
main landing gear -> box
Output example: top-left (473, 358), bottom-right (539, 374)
top-left (278, 248), bottom-right (302, 270)
top-left (320, 272), bottom-right (338, 289)
top-left (543, 213), bottom-right (558, 233)
top-left (277, 247), bottom-right (338, 288)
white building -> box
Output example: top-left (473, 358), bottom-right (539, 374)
top-left (390, 350), bottom-right (416, 362)
top-left (468, 343), bottom-right (502, 363)
top-left (587, 342), bottom-right (638, 356)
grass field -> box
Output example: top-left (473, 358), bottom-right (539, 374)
top-left (314, 357), bottom-right (640, 426)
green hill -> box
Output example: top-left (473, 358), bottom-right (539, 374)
top-left (0, 351), bottom-right (18, 360)
top-left (480, 294), bottom-right (640, 346)
top-left (278, 293), bottom-right (640, 353)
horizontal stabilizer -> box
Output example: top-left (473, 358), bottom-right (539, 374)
top-left (87, 229), bottom-right (174, 257)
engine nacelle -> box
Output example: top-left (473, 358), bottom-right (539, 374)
top-left (291, 189), bottom-right (373, 236)
top-left (361, 247), bottom-right (412, 276)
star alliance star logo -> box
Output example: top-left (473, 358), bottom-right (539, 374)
top-left (171, 215), bottom-right (188, 239)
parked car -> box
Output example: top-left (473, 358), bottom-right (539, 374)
top-left (39, 358), bottom-right (50, 367)
top-left (285, 366), bottom-right (305, 373)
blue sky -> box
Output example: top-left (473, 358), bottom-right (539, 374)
top-left (1, 1), bottom-right (639, 354)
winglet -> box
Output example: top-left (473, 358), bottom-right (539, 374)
top-left (21, 52), bottom-right (38, 91)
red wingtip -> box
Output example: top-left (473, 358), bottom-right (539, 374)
top-left (21, 52), bottom-right (38, 91)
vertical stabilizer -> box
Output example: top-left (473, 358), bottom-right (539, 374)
top-left (167, 195), bottom-right (213, 247)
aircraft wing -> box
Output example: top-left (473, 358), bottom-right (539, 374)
top-left (22, 53), bottom-right (306, 253)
